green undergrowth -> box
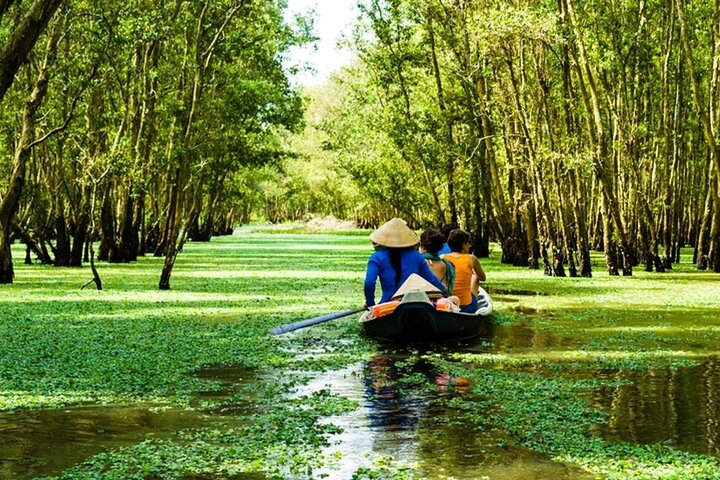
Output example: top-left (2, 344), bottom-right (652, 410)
top-left (0, 231), bottom-right (371, 410)
top-left (3, 230), bottom-right (720, 479)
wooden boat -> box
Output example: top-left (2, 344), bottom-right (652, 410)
top-left (361, 288), bottom-right (493, 343)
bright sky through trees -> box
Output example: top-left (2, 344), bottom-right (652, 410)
top-left (284, 0), bottom-right (358, 86)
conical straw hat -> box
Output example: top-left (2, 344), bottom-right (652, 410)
top-left (369, 218), bottom-right (419, 248)
top-left (392, 273), bottom-right (442, 299)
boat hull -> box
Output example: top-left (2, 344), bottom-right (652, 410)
top-left (361, 301), bottom-right (491, 343)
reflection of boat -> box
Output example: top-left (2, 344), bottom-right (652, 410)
top-left (364, 354), bottom-right (422, 430)
top-left (360, 288), bottom-right (492, 343)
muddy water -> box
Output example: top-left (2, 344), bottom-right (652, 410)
top-left (591, 356), bottom-right (720, 455)
top-left (0, 366), bottom-right (258, 480)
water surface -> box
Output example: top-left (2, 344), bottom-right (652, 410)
top-left (3, 324), bottom-right (719, 479)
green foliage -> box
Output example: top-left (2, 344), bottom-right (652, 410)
top-left (3, 234), bottom-right (720, 478)
top-left (0, 232), bottom-right (368, 410)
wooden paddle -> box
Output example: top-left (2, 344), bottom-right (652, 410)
top-left (270, 306), bottom-right (367, 335)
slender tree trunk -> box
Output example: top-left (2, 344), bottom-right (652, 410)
top-left (0, 24), bottom-right (62, 282)
top-left (54, 209), bottom-right (70, 267)
top-left (0, 0), bottom-right (64, 102)
top-left (69, 185), bottom-right (91, 267)
top-left (98, 184), bottom-right (116, 261)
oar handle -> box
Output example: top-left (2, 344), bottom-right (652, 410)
top-left (271, 306), bottom-right (367, 335)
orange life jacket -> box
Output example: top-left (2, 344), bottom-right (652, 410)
top-left (370, 300), bottom-right (401, 318)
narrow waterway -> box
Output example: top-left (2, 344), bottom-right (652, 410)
top-left (2, 321), bottom-right (719, 479)
top-left (299, 359), bottom-right (598, 480)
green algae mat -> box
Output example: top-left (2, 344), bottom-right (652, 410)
top-left (1, 227), bottom-right (719, 479)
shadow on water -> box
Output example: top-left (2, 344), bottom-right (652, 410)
top-left (0, 366), bottom-right (260, 480)
top-left (591, 356), bottom-right (720, 456)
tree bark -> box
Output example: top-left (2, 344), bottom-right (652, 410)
top-left (0, 0), bottom-right (64, 103)
top-left (0, 22), bottom-right (62, 282)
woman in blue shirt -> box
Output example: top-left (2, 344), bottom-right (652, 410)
top-left (364, 218), bottom-right (446, 306)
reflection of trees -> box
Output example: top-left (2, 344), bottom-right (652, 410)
top-left (705, 357), bottom-right (719, 454)
top-left (481, 322), bottom-right (569, 351)
top-left (599, 357), bottom-right (720, 455)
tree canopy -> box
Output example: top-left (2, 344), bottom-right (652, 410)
top-left (0, 0), bottom-right (309, 288)
top-left (1, 0), bottom-right (720, 286)
top-left (285, 0), bottom-right (720, 278)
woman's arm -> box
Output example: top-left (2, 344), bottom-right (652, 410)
top-left (364, 257), bottom-right (380, 306)
top-left (472, 255), bottom-right (486, 282)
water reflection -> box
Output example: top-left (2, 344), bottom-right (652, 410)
top-left (365, 354), bottom-right (424, 430)
top-left (310, 353), bottom-right (596, 480)
top-left (0, 403), bottom-right (219, 480)
top-left (466, 321), bottom-right (580, 353)
top-left (592, 356), bottom-right (720, 455)
top-left (191, 364), bottom-right (260, 415)
top-left (0, 365), bottom-right (258, 480)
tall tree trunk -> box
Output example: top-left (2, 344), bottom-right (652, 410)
top-left (98, 185), bottom-right (116, 262)
top-left (54, 209), bottom-right (70, 267)
top-left (158, 0), bottom-right (244, 289)
top-left (660, 3), bottom-right (677, 269)
top-left (69, 185), bottom-right (91, 267)
top-left (0, 0), bottom-right (64, 102)
top-left (158, 167), bottom-right (184, 290)
top-left (0, 23), bottom-right (62, 282)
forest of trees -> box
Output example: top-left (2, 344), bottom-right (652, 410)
top-left (0, 0), bottom-right (310, 288)
top-left (1, 0), bottom-right (720, 287)
top-left (311, 0), bottom-right (720, 278)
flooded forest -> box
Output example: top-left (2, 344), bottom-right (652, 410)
top-left (1, 1), bottom-right (720, 479)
